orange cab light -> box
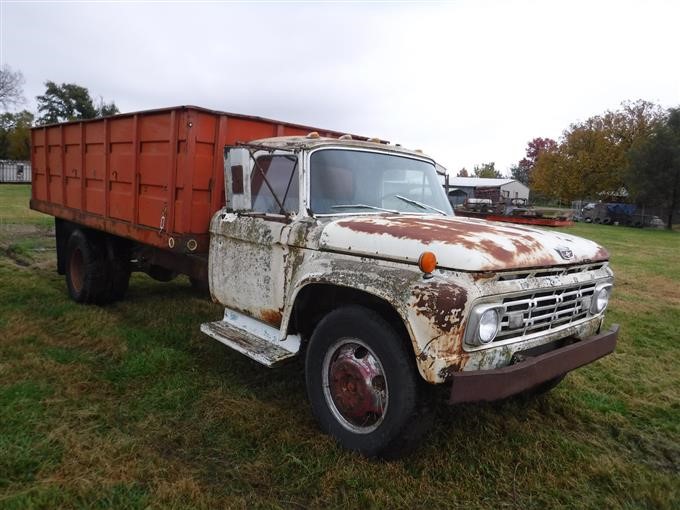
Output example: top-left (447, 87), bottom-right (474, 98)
top-left (418, 251), bottom-right (437, 274)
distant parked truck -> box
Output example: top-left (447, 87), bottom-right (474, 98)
top-left (580, 202), bottom-right (664, 228)
top-left (30, 106), bottom-right (618, 458)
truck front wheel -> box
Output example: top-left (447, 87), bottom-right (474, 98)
top-left (305, 306), bottom-right (430, 459)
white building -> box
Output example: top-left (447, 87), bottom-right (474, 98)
top-left (0, 160), bottom-right (32, 183)
top-left (445, 177), bottom-right (530, 207)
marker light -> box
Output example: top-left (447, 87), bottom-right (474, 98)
top-left (418, 251), bottom-right (437, 274)
top-left (307, 131), bottom-right (320, 139)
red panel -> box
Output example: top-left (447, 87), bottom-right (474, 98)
top-left (194, 112), bottom-right (217, 142)
top-left (30, 105), bottom-right (362, 253)
top-left (64, 143), bottom-right (82, 208)
top-left (84, 122), bottom-right (105, 143)
top-left (223, 117), bottom-right (279, 145)
top-left (140, 114), bottom-right (171, 141)
top-left (109, 117), bottom-right (134, 143)
top-left (47, 142), bottom-right (63, 205)
top-left (85, 179), bottom-right (105, 216)
top-left (110, 142), bottom-right (134, 183)
top-left (109, 141), bottom-right (133, 222)
top-left (110, 182), bottom-right (133, 222)
top-left (31, 132), bottom-right (47, 202)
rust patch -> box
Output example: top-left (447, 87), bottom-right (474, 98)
top-left (260, 309), bottom-right (283, 328)
top-left (334, 216), bottom-right (562, 267)
top-left (411, 282), bottom-right (467, 333)
top-left (336, 216), bottom-right (510, 245)
top-left (479, 238), bottom-right (514, 262)
top-left (439, 355), bottom-right (471, 380)
top-left (511, 237), bottom-right (544, 257)
top-left (472, 271), bottom-right (497, 281)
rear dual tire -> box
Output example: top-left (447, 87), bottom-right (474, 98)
top-left (65, 230), bottom-right (130, 305)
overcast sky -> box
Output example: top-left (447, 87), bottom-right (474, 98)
top-left (2, 0), bottom-right (679, 174)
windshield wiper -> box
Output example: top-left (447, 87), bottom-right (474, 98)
top-left (394, 195), bottom-right (447, 215)
top-left (330, 204), bottom-right (400, 214)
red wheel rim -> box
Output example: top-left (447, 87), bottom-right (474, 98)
top-left (70, 247), bottom-right (84, 293)
top-left (323, 339), bottom-right (388, 433)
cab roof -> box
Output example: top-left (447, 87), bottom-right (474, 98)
top-left (246, 136), bottom-right (435, 161)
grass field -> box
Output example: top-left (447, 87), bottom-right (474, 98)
top-left (1, 184), bottom-right (679, 509)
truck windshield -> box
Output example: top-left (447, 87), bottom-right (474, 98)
top-left (310, 149), bottom-right (453, 215)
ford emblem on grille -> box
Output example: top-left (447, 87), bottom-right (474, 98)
top-left (555, 246), bottom-right (574, 260)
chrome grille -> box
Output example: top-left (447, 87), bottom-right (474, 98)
top-left (496, 282), bottom-right (597, 341)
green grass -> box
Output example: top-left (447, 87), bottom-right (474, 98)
top-left (1, 184), bottom-right (679, 508)
top-left (0, 184), bottom-right (52, 227)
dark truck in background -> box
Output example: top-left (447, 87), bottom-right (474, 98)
top-left (578, 202), bottom-right (664, 228)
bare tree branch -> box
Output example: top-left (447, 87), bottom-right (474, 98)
top-left (0, 64), bottom-right (26, 110)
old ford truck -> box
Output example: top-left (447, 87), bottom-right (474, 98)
top-left (31, 106), bottom-right (618, 458)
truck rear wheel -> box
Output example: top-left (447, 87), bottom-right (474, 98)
top-left (65, 230), bottom-right (111, 304)
top-left (305, 306), bottom-right (430, 459)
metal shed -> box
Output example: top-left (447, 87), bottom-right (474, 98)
top-left (0, 160), bottom-right (32, 183)
top-left (445, 177), bottom-right (529, 207)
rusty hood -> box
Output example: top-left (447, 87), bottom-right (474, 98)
top-left (318, 215), bottom-right (609, 272)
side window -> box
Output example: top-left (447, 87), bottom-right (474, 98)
top-left (251, 155), bottom-right (299, 214)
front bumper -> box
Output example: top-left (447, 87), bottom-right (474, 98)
top-left (449, 324), bottom-right (619, 404)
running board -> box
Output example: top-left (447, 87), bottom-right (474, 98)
top-left (200, 309), bottom-right (300, 367)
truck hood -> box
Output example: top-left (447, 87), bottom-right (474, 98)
top-left (319, 215), bottom-right (609, 272)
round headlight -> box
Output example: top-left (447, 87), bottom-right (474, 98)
top-left (478, 308), bottom-right (500, 344)
top-left (593, 287), bottom-right (610, 313)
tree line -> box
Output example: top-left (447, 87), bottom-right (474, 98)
top-left (0, 64), bottom-right (119, 160)
top-left (509, 100), bottom-right (679, 229)
top-left (451, 100), bottom-right (679, 228)
top-left (448, 100), bottom-right (680, 230)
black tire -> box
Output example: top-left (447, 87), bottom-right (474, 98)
top-left (65, 230), bottom-right (111, 304)
top-left (305, 305), bottom-right (431, 459)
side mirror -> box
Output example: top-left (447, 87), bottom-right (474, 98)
top-left (224, 147), bottom-right (252, 211)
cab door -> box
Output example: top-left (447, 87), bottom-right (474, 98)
top-left (209, 146), bottom-right (300, 329)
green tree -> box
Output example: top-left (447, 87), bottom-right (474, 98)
top-left (514, 137), bottom-right (557, 186)
top-left (473, 162), bottom-right (503, 178)
top-left (0, 110), bottom-right (33, 160)
top-left (509, 164), bottom-right (525, 184)
top-left (531, 100), bottom-right (663, 202)
top-left (0, 64), bottom-right (25, 110)
top-left (627, 108), bottom-right (680, 229)
top-left (36, 81), bottom-right (119, 125)
top-left (456, 167), bottom-right (469, 177)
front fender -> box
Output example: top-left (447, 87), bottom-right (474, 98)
top-left (281, 250), bottom-right (472, 383)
